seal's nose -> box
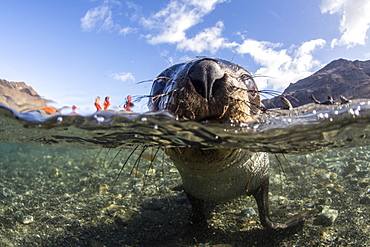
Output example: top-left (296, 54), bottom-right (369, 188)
top-left (188, 59), bottom-right (225, 99)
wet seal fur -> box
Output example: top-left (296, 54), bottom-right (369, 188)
top-left (149, 57), bottom-right (316, 231)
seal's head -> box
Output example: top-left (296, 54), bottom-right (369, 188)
top-left (147, 57), bottom-right (317, 231)
top-left (149, 57), bottom-right (262, 123)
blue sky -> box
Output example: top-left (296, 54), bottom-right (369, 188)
top-left (1, 0), bottom-right (370, 114)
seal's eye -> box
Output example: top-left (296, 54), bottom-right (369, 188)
top-left (240, 74), bottom-right (258, 98)
top-left (151, 77), bottom-right (169, 96)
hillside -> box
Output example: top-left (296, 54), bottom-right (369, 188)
top-left (0, 79), bottom-right (52, 112)
top-left (262, 59), bottom-right (370, 108)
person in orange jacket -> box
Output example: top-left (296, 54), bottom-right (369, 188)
top-left (103, 96), bottom-right (111, 110)
top-left (94, 96), bottom-right (102, 111)
top-left (41, 106), bottom-right (58, 115)
top-left (68, 105), bottom-right (79, 115)
top-left (124, 95), bottom-right (134, 111)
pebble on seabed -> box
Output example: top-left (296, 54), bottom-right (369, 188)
top-left (314, 206), bottom-right (339, 226)
top-left (142, 198), bottom-right (163, 210)
top-left (13, 211), bottom-right (34, 224)
top-left (22, 215), bottom-right (34, 224)
top-left (2, 187), bottom-right (15, 197)
top-left (359, 196), bottom-right (370, 205)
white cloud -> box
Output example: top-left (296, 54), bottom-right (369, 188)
top-left (81, 0), bottom-right (231, 53)
top-left (176, 21), bottom-right (236, 53)
top-left (236, 39), bottom-right (326, 91)
top-left (81, 0), bottom-right (128, 33)
top-left (81, 4), bottom-right (114, 32)
top-left (81, 0), bottom-right (328, 93)
top-left (141, 0), bottom-right (228, 52)
top-left (119, 27), bottom-right (137, 35)
top-left (125, 1), bottom-right (142, 20)
top-left (321, 0), bottom-right (370, 48)
top-left (111, 72), bottom-right (135, 83)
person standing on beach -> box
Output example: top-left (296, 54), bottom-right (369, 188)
top-left (124, 95), bottom-right (134, 111)
top-left (103, 96), bottom-right (111, 110)
top-left (94, 96), bottom-right (102, 111)
top-left (68, 105), bottom-right (79, 115)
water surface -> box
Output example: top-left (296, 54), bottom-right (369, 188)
top-left (0, 101), bottom-right (369, 246)
top-left (1, 99), bottom-right (370, 152)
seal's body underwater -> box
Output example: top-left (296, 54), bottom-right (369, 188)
top-left (149, 57), bottom-right (315, 231)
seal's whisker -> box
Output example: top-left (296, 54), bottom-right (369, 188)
top-left (259, 89), bottom-right (282, 98)
top-left (274, 154), bottom-right (289, 184)
top-left (273, 154), bottom-right (297, 192)
top-left (280, 153), bottom-right (296, 177)
top-left (281, 94), bottom-right (300, 108)
top-left (111, 145), bottom-right (140, 190)
top-left (135, 79), bottom-right (156, 85)
top-left (227, 95), bottom-right (266, 117)
top-left (274, 154), bottom-right (299, 199)
top-left (122, 90), bottom-right (176, 107)
top-left (132, 95), bottom-right (149, 102)
top-left (259, 90), bottom-right (285, 109)
top-left (160, 148), bottom-right (166, 175)
top-left (130, 146), bottom-right (147, 176)
top-left (105, 146), bottom-right (124, 176)
top-left (89, 145), bottom-right (104, 168)
top-left (282, 94), bottom-right (299, 102)
top-left (240, 98), bottom-right (267, 113)
top-left (262, 98), bottom-right (280, 109)
top-left (230, 86), bottom-right (281, 101)
top-left (131, 76), bottom-right (170, 87)
top-left (259, 89), bottom-right (281, 94)
top-left (251, 74), bottom-right (274, 79)
top-left (161, 55), bottom-right (173, 66)
top-left (149, 88), bottom-right (179, 106)
top-left (102, 144), bottom-right (115, 168)
top-left (142, 146), bottom-right (161, 191)
top-left (154, 76), bottom-right (171, 82)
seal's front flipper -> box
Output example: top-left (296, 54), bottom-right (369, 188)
top-left (185, 192), bottom-right (214, 226)
top-left (253, 179), bottom-right (318, 231)
top-left (171, 184), bottom-right (185, 191)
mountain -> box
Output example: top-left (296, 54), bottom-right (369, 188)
top-left (0, 79), bottom-right (52, 112)
top-left (262, 58), bottom-right (370, 109)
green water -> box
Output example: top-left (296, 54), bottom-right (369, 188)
top-left (0, 99), bottom-right (370, 246)
top-left (0, 142), bottom-right (369, 246)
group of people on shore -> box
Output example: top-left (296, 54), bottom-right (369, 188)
top-left (41, 95), bottom-right (135, 116)
top-left (94, 95), bottom-right (134, 112)
top-left (94, 96), bottom-right (111, 111)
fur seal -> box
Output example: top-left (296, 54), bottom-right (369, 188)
top-left (279, 95), bottom-right (293, 110)
top-left (310, 94), bottom-right (351, 105)
top-left (149, 57), bottom-right (316, 231)
top-left (310, 94), bottom-right (335, 105)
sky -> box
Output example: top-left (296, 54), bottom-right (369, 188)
top-left (1, 0), bottom-right (370, 115)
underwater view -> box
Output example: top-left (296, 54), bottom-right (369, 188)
top-left (2, 0), bottom-right (370, 246)
top-left (0, 100), bottom-right (369, 246)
